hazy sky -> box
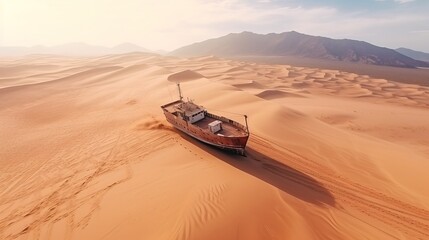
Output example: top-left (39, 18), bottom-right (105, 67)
top-left (1, 0), bottom-right (429, 52)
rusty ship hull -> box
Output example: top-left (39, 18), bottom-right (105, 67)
top-left (161, 100), bottom-right (249, 153)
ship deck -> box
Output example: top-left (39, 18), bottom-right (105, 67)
top-left (192, 115), bottom-right (248, 137)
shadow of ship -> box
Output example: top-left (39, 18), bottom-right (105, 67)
top-left (175, 130), bottom-right (335, 207)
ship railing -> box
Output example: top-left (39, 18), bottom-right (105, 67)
top-left (205, 112), bottom-right (247, 132)
top-left (161, 100), bottom-right (182, 109)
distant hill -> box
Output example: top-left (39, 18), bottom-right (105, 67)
top-left (0, 42), bottom-right (152, 56)
top-left (396, 48), bottom-right (429, 63)
top-left (171, 31), bottom-right (429, 68)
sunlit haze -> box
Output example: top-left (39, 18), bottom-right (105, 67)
top-left (1, 0), bottom-right (429, 51)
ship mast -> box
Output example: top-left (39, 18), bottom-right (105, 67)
top-left (177, 82), bottom-right (183, 101)
top-left (244, 115), bottom-right (249, 134)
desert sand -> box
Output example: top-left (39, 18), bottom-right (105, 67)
top-left (1, 53), bottom-right (429, 240)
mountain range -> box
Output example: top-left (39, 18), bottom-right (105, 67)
top-left (0, 42), bottom-right (153, 56)
top-left (171, 31), bottom-right (429, 68)
top-left (2, 32), bottom-right (429, 69)
top-left (396, 48), bottom-right (429, 63)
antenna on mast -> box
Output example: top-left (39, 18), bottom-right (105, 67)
top-left (177, 82), bottom-right (183, 101)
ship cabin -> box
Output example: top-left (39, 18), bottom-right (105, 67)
top-left (173, 101), bottom-right (207, 123)
top-left (184, 107), bottom-right (205, 124)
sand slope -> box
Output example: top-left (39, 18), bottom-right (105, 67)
top-left (1, 53), bottom-right (429, 240)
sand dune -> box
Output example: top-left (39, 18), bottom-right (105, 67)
top-left (256, 90), bottom-right (305, 100)
top-left (1, 53), bottom-right (429, 240)
top-left (167, 69), bottom-right (205, 82)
